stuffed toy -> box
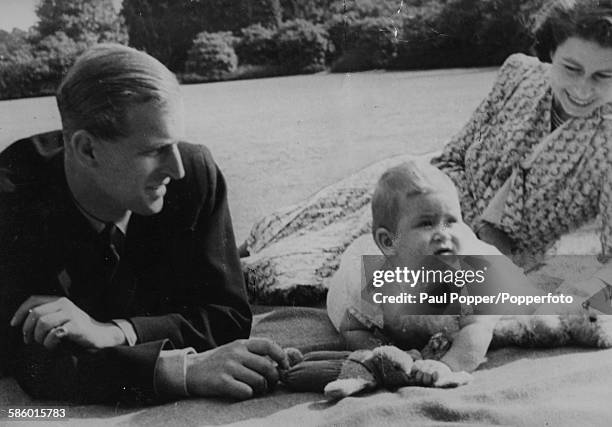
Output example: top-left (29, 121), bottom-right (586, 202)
top-left (279, 304), bottom-right (612, 400)
top-left (279, 332), bottom-right (473, 400)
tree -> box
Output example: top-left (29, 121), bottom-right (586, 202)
top-left (34, 0), bottom-right (128, 44)
top-left (123, 0), bottom-right (281, 71)
top-left (0, 29), bottom-right (33, 62)
top-left (185, 32), bottom-right (238, 79)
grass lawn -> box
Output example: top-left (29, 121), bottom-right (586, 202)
top-left (0, 68), bottom-right (498, 241)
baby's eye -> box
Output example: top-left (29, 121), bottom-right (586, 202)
top-left (444, 217), bottom-right (458, 227)
top-left (417, 220), bottom-right (434, 228)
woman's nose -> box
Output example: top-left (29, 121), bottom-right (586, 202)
top-left (574, 78), bottom-right (595, 99)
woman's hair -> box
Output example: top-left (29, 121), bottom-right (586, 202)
top-left (56, 43), bottom-right (181, 141)
top-left (371, 160), bottom-right (456, 235)
top-left (534, 0), bottom-right (612, 62)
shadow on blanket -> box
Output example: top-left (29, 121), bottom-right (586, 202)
top-left (2, 307), bottom-right (612, 426)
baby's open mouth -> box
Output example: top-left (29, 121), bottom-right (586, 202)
top-left (434, 248), bottom-right (456, 256)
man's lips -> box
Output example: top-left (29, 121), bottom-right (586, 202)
top-left (147, 178), bottom-right (171, 190)
top-left (146, 178), bottom-right (170, 196)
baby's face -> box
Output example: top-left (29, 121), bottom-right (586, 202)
top-left (393, 189), bottom-right (464, 262)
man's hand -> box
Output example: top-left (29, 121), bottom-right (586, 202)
top-left (10, 296), bottom-right (125, 349)
top-left (186, 338), bottom-right (289, 400)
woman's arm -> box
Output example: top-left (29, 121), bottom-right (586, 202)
top-left (431, 54), bottom-right (527, 225)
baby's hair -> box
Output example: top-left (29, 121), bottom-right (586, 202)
top-left (371, 160), bottom-right (456, 236)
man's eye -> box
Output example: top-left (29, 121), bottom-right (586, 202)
top-left (148, 146), bottom-right (168, 156)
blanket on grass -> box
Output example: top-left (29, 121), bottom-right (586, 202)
top-left (2, 306), bottom-right (612, 426)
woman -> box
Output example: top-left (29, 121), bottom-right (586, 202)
top-left (243, 0), bottom-right (612, 305)
top-left (431, 0), bottom-right (612, 264)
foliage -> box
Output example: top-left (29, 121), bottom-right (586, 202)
top-left (280, 0), bottom-right (407, 23)
top-left (273, 19), bottom-right (330, 74)
top-left (327, 16), bottom-right (401, 71)
top-left (35, 31), bottom-right (89, 80)
top-left (123, 0), bottom-right (280, 71)
top-left (241, 0), bottom-right (282, 29)
top-left (0, 29), bottom-right (33, 62)
top-left (34, 0), bottom-right (127, 44)
top-left (0, 55), bottom-right (56, 99)
top-left (397, 0), bottom-right (545, 69)
top-left (279, 0), bottom-right (334, 22)
top-left (235, 24), bottom-right (277, 65)
top-left (185, 32), bottom-right (238, 80)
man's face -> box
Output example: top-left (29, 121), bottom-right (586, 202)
top-left (550, 37), bottom-right (612, 118)
top-left (92, 100), bottom-right (186, 216)
top-left (392, 189), bottom-right (464, 265)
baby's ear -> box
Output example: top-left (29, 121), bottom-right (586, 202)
top-left (374, 227), bottom-right (397, 257)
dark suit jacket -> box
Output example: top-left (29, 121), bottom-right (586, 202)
top-left (0, 131), bottom-right (251, 404)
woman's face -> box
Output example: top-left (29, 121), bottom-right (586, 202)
top-left (550, 37), bottom-right (612, 117)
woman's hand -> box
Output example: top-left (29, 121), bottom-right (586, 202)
top-left (476, 223), bottom-right (516, 256)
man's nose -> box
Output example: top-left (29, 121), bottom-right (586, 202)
top-left (163, 144), bottom-right (185, 180)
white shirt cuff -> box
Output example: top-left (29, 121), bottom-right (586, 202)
top-left (154, 348), bottom-right (197, 397)
top-left (111, 319), bottom-right (138, 346)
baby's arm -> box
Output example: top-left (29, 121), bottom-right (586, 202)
top-left (412, 315), bottom-right (497, 387)
top-left (340, 311), bottom-right (390, 350)
top-left (440, 314), bottom-right (499, 372)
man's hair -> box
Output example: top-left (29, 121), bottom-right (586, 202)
top-left (56, 43), bottom-right (181, 141)
top-left (371, 160), bottom-right (457, 236)
top-left (533, 0), bottom-right (612, 62)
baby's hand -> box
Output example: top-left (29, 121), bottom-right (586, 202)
top-left (411, 359), bottom-right (473, 388)
top-left (411, 359), bottom-right (451, 386)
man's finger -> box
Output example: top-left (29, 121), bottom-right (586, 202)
top-left (230, 364), bottom-right (269, 396)
top-left (242, 353), bottom-right (279, 385)
top-left (21, 301), bottom-right (63, 344)
top-left (33, 311), bottom-right (70, 344)
top-left (10, 295), bottom-right (61, 327)
top-left (245, 338), bottom-right (288, 369)
top-left (42, 326), bottom-right (67, 350)
top-left (220, 378), bottom-right (253, 400)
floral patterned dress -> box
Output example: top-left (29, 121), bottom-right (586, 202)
top-left (243, 54), bottom-right (612, 304)
top-left (431, 54), bottom-right (612, 260)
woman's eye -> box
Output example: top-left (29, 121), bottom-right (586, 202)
top-left (564, 65), bottom-right (581, 74)
top-left (595, 73), bottom-right (612, 81)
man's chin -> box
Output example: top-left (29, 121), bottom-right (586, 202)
top-left (134, 198), bottom-right (164, 216)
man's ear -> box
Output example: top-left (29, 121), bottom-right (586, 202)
top-left (373, 227), bottom-right (397, 257)
top-left (67, 130), bottom-right (98, 167)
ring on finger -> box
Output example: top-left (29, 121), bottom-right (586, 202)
top-left (52, 325), bottom-right (68, 338)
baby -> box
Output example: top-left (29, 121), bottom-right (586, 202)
top-left (327, 160), bottom-right (527, 386)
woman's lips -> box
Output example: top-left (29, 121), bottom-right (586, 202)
top-left (565, 90), bottom-right (595, 108)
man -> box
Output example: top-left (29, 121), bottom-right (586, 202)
top-left (0, 44), bottom-right (287, 404)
